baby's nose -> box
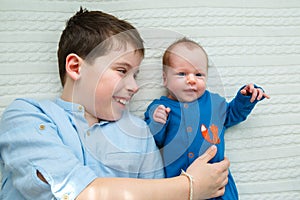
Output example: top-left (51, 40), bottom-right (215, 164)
top-left (186, 74), bottom-right (196, 84)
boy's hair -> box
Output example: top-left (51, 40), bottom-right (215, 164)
top-left (162, 37), bottom-right (207, 71)
top-left (57, 7), bottom-right (144, 86)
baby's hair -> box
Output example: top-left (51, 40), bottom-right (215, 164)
top-left (162, 37), bottom-right (208, 71)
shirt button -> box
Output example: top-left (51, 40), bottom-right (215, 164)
top-left (39, 124), bottom-right (45, 130)
top-left (186, 126), bottom-right (192, 132)
top-left (78, 105), bottom-right (83, 111)
top-left (183, 103), bottom-right (189, 108)
top-left (188, 152), bottom-right (194, 159)
top-left (87, 131), bottom-right (91, 136)
top-left (62, 194), bottom-right (69, 200)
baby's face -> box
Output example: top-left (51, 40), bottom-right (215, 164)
top-left (164, 45), bottom-right (208, 102)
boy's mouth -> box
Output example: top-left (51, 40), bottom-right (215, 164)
top-left (114, 97), bottom-right (129, 105)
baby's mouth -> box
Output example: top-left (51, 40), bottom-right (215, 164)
top-left (185, 88), bottom-right (197, 92)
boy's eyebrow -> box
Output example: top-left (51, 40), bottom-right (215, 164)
top-left (114, 62), bottom-right (137, 69)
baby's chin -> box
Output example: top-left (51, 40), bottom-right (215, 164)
top-left (168, 91), bottom-right (203, 103)
top-left (179, 92), bottom-right (205, 102)
top-left (177, 95), bottom-right (200, 103)
top-left (179, 98), bottom-right (198, 103)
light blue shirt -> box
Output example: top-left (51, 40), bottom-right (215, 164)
top-left (0, 98), bottom-right (164, 200)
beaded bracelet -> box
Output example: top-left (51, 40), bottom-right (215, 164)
top-left (180, 169), bottom-right (193, 200)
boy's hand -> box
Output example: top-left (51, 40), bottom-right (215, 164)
top-left (186, 145), bottom-right (229, 199)
top-left (153, 105), bottom-right (171, 124)
top-left (240, 83), bottom-right (270, 103)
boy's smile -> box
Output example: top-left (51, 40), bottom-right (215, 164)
top-left (114, 97), bottom-right (130, 105)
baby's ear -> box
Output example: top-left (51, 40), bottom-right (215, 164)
top-left (65, 53), bottom-right (83, 80)
top-left (162, 71), bottom-right (167, 86)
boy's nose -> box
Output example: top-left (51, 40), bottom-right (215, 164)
top-left (186, 74), bottom-right (196, 85)
top-left (127, 76), bottom-right (139, 95)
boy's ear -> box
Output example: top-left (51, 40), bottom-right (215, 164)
top-left (65, 53), bottom-right (83, 81)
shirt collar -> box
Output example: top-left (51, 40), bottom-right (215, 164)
top-left (54, 98), bottom-right (116, 127)
top-left (55, 98), bottom-right (84, 113)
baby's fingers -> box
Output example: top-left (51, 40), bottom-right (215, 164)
top-left (263, 92), bottom-right (271, 99)
top-left (256, 89), bottom-right (264, 101)
top-left (256, 89), bottom-right (270, 101)
top-left (240, 89), bottom-right (247, 96)
top-left (250, 88), bottom-right (258, 103)
top-left (165, 107), bottom-right (171, 113)
top-left (153, 105), bottom-right (169, 124)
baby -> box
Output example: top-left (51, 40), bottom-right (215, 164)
top-left (145, 37), bottom-right (270, 199)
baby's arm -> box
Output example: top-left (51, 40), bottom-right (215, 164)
top-left (224, 83), bottom-right (270, 127)
top-left (240, 83), bottom-right (270, 103)
top-left (153, 105), bottom-right (171, 124)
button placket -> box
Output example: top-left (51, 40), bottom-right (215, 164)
top-left (188, 152), bottom-right (194, 159)
top-left (62, 194), bottom-right (69, 200)
top-left (78, 105), bottom-right (83, 112)
top-left (86, 130), bottom-right (91, 136)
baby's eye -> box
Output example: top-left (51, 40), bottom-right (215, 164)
top-left (195, 73), bottom-right (203, 77)
top-left (177, 72), bottom-right (186, 76)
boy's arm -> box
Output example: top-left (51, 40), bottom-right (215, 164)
top-left (76, 145), bottom-right (230, 200)
top-left (0, 99), bottom-right (97, 200)
top-left (225, 83), bottom-right (269, 127)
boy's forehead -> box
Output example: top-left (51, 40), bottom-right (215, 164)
top-left (92, 46), bottom-right (143, 68)
top-left (87, 37), bottom-right (142, 60)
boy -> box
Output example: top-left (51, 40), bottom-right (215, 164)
top-left (0, 9), bottom-right (230, 200)
top-left (145, 37), bottom-right (270, 200)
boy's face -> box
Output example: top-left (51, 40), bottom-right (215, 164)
top-left (75, 44), bottom-right (142, 122)
top-left (164, 45), bottom-right (208, 102)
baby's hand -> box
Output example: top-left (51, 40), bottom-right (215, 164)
top-left (240, 83), bottom-right (270, 103)
top-left (153, 105), bottom-right (171, 124)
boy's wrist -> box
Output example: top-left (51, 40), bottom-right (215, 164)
top-left (180, 169), bottom-right (193, 200)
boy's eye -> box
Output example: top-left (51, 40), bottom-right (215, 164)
top-left (133, 69), bottom-right (140, 79)
top-left (117, 68), bottom-right (127, 74)
top-left (195, 73), bottom-right (203, 77)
